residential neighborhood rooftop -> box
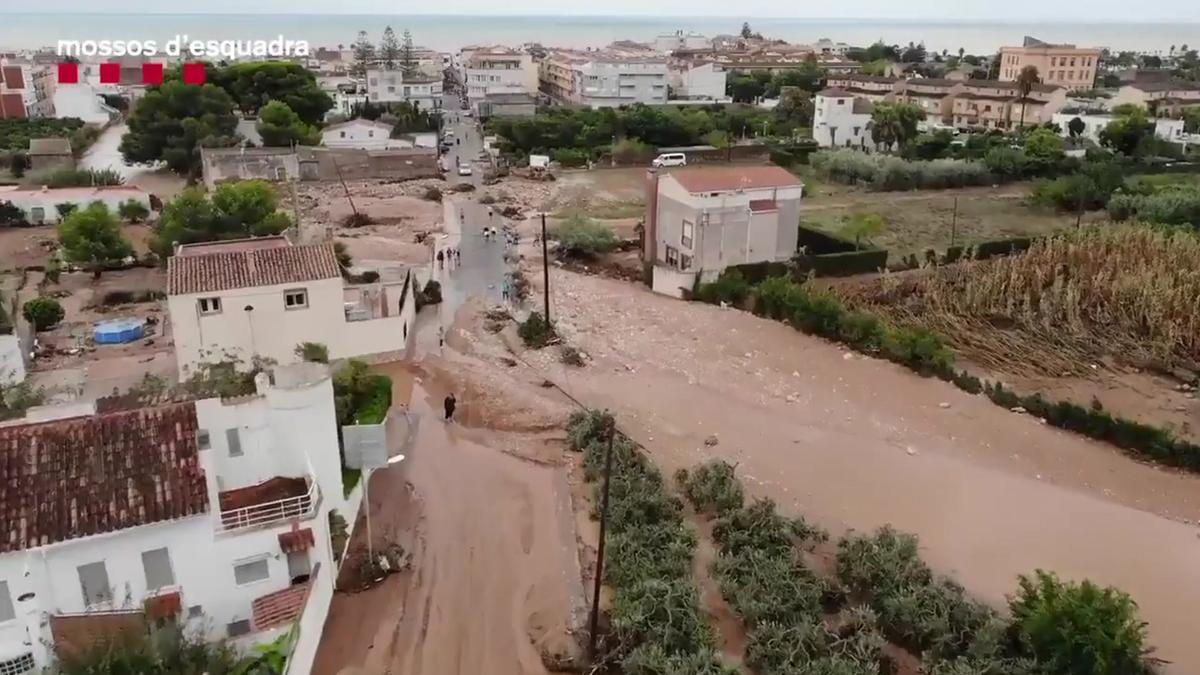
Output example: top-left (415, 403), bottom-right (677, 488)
top-left (0, 402), bottom-right (209, 553)
top-left (667, 165), bottom-right (802, 193)
top-left (168, 238), bottom-right (342, 295)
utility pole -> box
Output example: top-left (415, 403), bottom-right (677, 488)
top-left (331, 155), bottom-right (358, 216)
top-left (950, 196), bottom-right (958, 248)
top-left (587, 418), bottom-right (617, 662)
top-left (541, 212), bottom-right (551, 323)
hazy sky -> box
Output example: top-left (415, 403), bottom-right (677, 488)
top-left (3, 0), bottom-right (1198, 22)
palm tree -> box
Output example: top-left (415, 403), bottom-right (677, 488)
top-left (958, 47), bottom-right (965, 60)
top-left (1016, 65), bottom-right (1040, 129)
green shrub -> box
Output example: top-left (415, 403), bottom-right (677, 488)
top-left (22, 297), bottom-right (64, 331)
top-left (518, 311), bottom-right (555, 348)
top-left (695, 270), bottom-right (752, 306)
top-left (419, 279), bottom-right (442, 305)
top-left (35, 167), bottom-right (124, 188)
top-left (837, 311), bottom-right (885, 350)
top-left (422, 186), bottom-right (443, 202)
top-left (675, 461), bottom-right (744, 516)
top-left (294, 341), bottom-right (329, 363)
top-left (553, 148), bottom-right (589, 167)
top-left (795, 249), bottom-right (889, 277)
top-left (811, 149), bottom-right (993, 191)
top-left (881, 325), bottom-right (954, 374)
top-left (552, 214), bottom-right (618, 258)
top-left (1107, 186), bottom-right (1200, 226)
top-left (1009, 570), bottom-right (1151, 675)
top-left (55, 203), bottom-right (78, 218)
top-left (0, 200), bottom-right (24, 226)
top-left (117, 199), bottom-right (150, 223)
top-left (790, 289), bottom-right (845, 336)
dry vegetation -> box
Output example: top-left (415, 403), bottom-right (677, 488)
top-left (836, 223), bottom-right (1200, 379)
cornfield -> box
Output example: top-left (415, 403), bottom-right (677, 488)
top-left (837, 223), bottom-right (1200, 377)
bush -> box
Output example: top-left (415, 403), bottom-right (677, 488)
top-left (612, 138), bottom-right (654, 164)
top-left (22, 297), bottom-right (65, 331)
top-left (675, 461), bottom-right (744, 516)
top-left (695, 270), bottom-right (752, 306)
top-left (340, 212), bottom-right (374, 228)
top-left (1107, 185), bottom-right (1200, 226)
top-left (478, 194), bottom-right (496, 205)
top-left (795, 249), bottom-right (889, 277)
top-left (100, 289), bottom-right (163, 305)
top-left (422, 186), bottom-right (443, 202)
top-left (333, 359), bottom-right (392, 426)
top-left (1009, 570), bottom-right (1151, 675)
top-left (881, 325), bottom-right (954, 375)
top-left (294, 341), bottom-right (329, 363)
top-left (518, 311), bottom-right (555, 348)
top-left (117, 199), bottom-right (150, 223)
top-left (34, 167), bottom-right (124, 188)
top-left (553, 148), bottom-right (589, 168)
top-left (560, 344), bottom-right (585, 367)
top-left (418, 279), bottom-right (442, 306)
top-left (0, 200), bottom-right (24, 226)
top-left (552, 214), bottom-right (618, 258)
top-left (55, 203), bottom-right (78, 218)
top-left (811, 149), bottom-right (993, 191)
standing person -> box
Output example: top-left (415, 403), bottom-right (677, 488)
top-left (443, 393), bottom-right (457, 421)
top-left (455, 249), bottom-right (461, 265)
top-left (436, 249), bottom-right (444, 270)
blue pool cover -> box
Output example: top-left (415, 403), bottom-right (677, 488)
top-left (93, 318), bottom-right (145, 344)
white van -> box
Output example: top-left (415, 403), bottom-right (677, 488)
top-left (651, 152), bottom-right (687, 168)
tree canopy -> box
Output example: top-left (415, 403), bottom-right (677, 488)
top-left (207, 61), bottom-right (332, 126)
top-left (870, 102), bottom-right (923, 151)
top-left (256, 101), bottom-right (320, 147)
top-left (379, 27), bottom-right (400, 70)
top-left (1099, 107), bottom-right (1154, 156)
top-left (351, 30), bottom-right (375, 79)
top-left (57, 201), bottom-right (134, 276)
top-left (152, 181), bottom-right (291, 258)
top-left (119, 81), bottom-right (238, 176)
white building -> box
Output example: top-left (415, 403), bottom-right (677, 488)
top-left (653, 31), bottom-right (710, 54)
top-left (0, 362), bottom-right (365, 675)
top-left (330, 91), bottom-right (369, 118)
top-left (813, 38), bottom-right (851, 56)
top-left (813, 88), bottom-right (874, 150)
top-left (667, 61), bottom-right (728, 101)
top-left (50, 83), bottom-right (119, 124)
top-left (365, 68), bottom-right (443, 110)
top-left (166, 236), bottom-right (417, 378)
top-left (1051, 112), bottom-right (1190, 145)
top-left (321, 119), bottom-right (398, 150)
top-left (540, 50), bottom-right (669, 107)
top-left (460, 46), bottom-right (538, 110)
top-left (0, 186), bottom-right (153, 225)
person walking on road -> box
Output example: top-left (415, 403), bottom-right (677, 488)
top-left (444, 393), bottom-right (457, 421)
top-left (436, 249), bottom-right (444, 270)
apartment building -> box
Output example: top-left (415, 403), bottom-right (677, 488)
top-left (824, 74), bottom-right (900, 102)
top-left (813, 88), bottom-right (874, 150)
top-left (667, 60), bottom-right (728, 101)
top-left (654, 31), bottom-right (711, 54)
top-left (540, 49), bottom-right (669, 107)
top-left (365, 68), bottom-right (443, 110)
top-left (1112, 80), bottom-right (1200, 117)
top-left (0, 362), bottom-right (361, 675)
top-left (166, 236), bottom-right (416, 377)
top-left (461, 46), bottom-right (538, 109)
top-left (998, 36), bottom-right (1100, 91)
top-left (643, 165), bottom-right (803, 297)
top-left (897, 78), bottom-right (960, 125)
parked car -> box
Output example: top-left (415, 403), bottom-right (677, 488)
top-left (443, 129), bottom-right (455, 137)
top-left (457, 163), bottom-right (473, 176)
top-left (651, 152), bottom-right (687, 168)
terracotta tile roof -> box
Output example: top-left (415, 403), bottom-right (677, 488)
top-left (667, 165), bottom-right (802, 193)
top-left (1, 66), bottom-right (24, 89)
top-left (252, 565), bottom-right (319, 631)
top-left (167, 240), bottom-right (341, 295)
top-left (817, 87), bottom-right (853, 97)
top-left (278, 527), bottom-right (315, 553)
top-left (0, 402), bottom-right (208, 553)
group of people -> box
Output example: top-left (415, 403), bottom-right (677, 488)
top-left (435, 247), bottom-right (461, 271)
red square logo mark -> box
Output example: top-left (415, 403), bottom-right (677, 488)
top-left (142, 63), bottom-right (163, 85)
top-left (57, 62), bottom-right (78, 84)
top-left (182, 62), bottom-right (206, 85)
top-left (99, 62), bottom-right (120, 84)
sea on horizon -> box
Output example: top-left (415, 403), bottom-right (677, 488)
top-left (1, 13), bottom-right (1197, 57)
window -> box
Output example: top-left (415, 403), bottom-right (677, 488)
top-left (275, 166), bottom-right (288, 180)
top-left (226, 619), bottom-right (252, 637)
top-left (836, 98), bottom-right (845, 105)
top-left (287, 550), bottom-right (311, 583)
top-left (284, 289), bottom-right (308, 309)
top-left (196, 429), bottom-right (210, 449)
top-left (680, 254), bottom-right (693, 271)
top-left (0, 653), bottom-right (34, 675)
top-left (0, 581), bottom-right (14, 622)
top-left (1068, 71), bottom-right (1075, 80)
top-left (187, 605), bottom-right (204, 619)
top-left (368, 130), bottom-right (374, 138)
top-left (664, 245), bottom-right (679, 266)
top-left (142, 548), bottom-right (175, 591)
top-left (339, 131), bottom-right (346, 138)
top-left (387, 86), bottom-right (395, 93)
top-left (30, 207), bottom-right (44, 224)
top-left (368, 78), bottom-right (377, 86)
top-left (233, 558), bottom-right (270, 586)
top-left (225, 428), bottom-right (242, 457)
top-left (1070, 57), bottom-right (1076, 67)
top-left (77, 561), bottom-right (111, 607)
top-left (1050, 57), bottom-right (1056, 66)
top-left (680, 220), bottom-right (694, 249)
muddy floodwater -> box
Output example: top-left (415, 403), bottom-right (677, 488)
top-left (522, 267), bottom-right (1200, 674)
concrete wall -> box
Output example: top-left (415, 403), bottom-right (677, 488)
top-left (201, 148), bottom-right (438, 190)
top-left (0, 335), bottom-right (25, 386)
top-left (650, 265), bottom-right (696, 298)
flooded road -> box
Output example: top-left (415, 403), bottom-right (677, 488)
top-left (517, 266), bottom-right (1200, 674)
top-left (78, 123), bottom-right (185, 197)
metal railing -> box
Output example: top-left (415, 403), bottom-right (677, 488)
top-left (219, 480), bottom-right (320, 532)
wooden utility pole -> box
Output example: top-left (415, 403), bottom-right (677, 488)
top-left (541, 212), bottom-right (551, 323)
top-left (331, 155), bottom-right (358, 216)
top-left (587, 418), bottom-right (617, 661)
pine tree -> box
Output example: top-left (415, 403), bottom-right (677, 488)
top-left (351, 30), bottom-right (375, 79)
top-left (380, 26), bottom-right (400, 71)
top-left (400, 29), bottom-right (417, 78)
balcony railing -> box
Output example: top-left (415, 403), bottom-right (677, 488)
top-left (219, 480), bottom-right (320, 533)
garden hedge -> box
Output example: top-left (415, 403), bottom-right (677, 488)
top-left (973, 236), bottom-right (1035, 260)
top-left (795, 249), bottom-right (889, 277)
top-left (797, 224), bottom-right (859, 254)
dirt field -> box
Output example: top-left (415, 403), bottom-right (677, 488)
top-left (490, 218), bottom-right (1200, 672)
top-left (0, 223), bottom-right (155, 271)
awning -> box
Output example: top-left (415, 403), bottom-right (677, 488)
top-left (278, 527), bottom-right (315, 553)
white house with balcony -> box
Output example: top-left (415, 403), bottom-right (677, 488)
top-left (365, 68), bottom-right (443, 110)
top-left (540, 50), bottom-right (669, 107)
top-left (0, 362), bottom-right (363, 675)
top-left (166, 236), bottom-right (417, 378)
top-left (813, 88), bottom-right (875, 150)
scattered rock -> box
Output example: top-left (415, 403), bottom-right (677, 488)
top-left (1010, 406), bottom-right (1026, 414)
top-left (1035, 474), bottom-right (1043, 480)
top-left (938, 402), bottom-right (951, 409)
top-left (842, 352), bottom-right (854, 361)
top-left (792, 371), bottom-right (800, 377)
top-left (1175, 405), bottom-right (1188, 412)
top-left (704, 434), bottom-right (719, 447)
top-left (786, 393), bottom-right (799, 403)
top-left (905, 446), bottom-right (917, 456)
top-left (539, 380), bottom-right (554, 388)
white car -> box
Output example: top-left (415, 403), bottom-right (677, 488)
top-left (651, 152), bottom-right (687, 168)
top-left (457, 163), bottom-right (473, 176)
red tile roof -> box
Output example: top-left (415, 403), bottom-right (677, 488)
top-left (0, 66), bottom-right (23, 89)
top-left (667, 165), bottom-right (802, 194)
top-left (0, 94), bottom-right (26, 120)
top-left (0, 402), bottom-right (209, 553)
top-left (252, 565), bottom-right (319, 631)
top-left (278, 527), bottom-right (315, 553)
top-left (167, 240), bottom-right (341, 295)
